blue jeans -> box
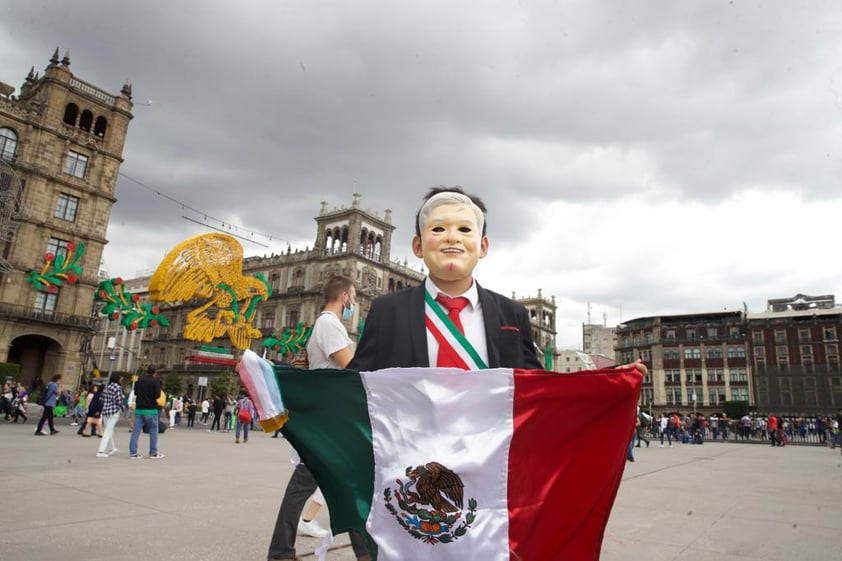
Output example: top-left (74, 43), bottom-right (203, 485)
top-left (235, 420), bottom-right (249, 441)
top-left (129, 414), bottom-right (159, 456)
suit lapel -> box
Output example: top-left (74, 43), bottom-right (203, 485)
top-left (409, 285), bottom-right (430, 367)
top-left (477, 283), bottom-right (501, 368)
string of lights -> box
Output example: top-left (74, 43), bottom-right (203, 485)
top-left (118, 171), bottom-right (292, 247)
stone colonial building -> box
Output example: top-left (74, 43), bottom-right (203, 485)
top-left (0, 50), bottom-right (133, 389)
top-left (93, 195), bottom-right (426, 390)
top-left (516, 289), bottom-right (558, 369)
top-left (95, 194), bottom-right (558, 393)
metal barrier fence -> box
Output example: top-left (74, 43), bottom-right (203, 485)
top-left (644, 422), bottom-right (838, 447)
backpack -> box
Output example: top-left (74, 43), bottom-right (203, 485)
top-left (238, 410), bottom-right (252, 423)
top-left (638, 412), bottom-right (651, 427)
top-left (36, 390), bottom-right (47, 406)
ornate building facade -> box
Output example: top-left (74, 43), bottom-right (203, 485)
top-left (0, 50), bottom-right (133, 389)
top-left (95, 195), bottom-right (425, 385)
top-left (516, 289), bottom-right (558, 370)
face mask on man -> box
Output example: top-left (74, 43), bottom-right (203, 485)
top-left (342, 299), bottom-right (355, 320)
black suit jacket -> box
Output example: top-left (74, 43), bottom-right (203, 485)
top-left (349, 282), bottom-right (543, 371)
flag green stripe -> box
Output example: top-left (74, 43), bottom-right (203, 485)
top-left (276, 366), bottom-right (377, 557)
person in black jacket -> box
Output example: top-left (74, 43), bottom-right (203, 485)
top-left (78, 384), bottom-right (103, 437)
top-left (209, 394), bottom-right (225, 432)
top-left (350, 187), bottom-right (542, 373)
top-left (128, 365), bottom-right (164, 459)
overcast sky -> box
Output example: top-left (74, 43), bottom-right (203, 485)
top-left (3, 1), bottom-right (842, 349)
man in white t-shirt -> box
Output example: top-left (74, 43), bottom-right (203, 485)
top-left (200, 398), bottom-right (210, 425)
top-left (268, 275), bottom-right (370, 561)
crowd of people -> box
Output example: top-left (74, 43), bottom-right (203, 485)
top-left (636, 409), bottom-right (842, 450)
top-left (1, 381), bottom-right (30, 423)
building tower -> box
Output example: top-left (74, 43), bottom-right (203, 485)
top-left (0, 49), bottom-right (133, 389)
top-left (517, 289), bottom-right (557, 369)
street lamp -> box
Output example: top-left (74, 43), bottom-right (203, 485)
top-left (106, 309), bottom-right (121, 379)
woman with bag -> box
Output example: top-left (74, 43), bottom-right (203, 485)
top-left (79, 384), bottom-right (104, 437)
top-left (234, 393), bottom-right (255, 444)
top-left (96, 373), bottom-right (124, 458)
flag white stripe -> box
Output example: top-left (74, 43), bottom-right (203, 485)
top-left (363, 367), bottom-right (514, 561)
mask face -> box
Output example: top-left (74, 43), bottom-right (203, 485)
top-left (342, 302), bottom-right (354, 320)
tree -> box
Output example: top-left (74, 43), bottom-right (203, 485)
top-left (723, 400), bottom-right (749, 419)
top-left (163, 372), bottom-right (184, 399)
top-left (0, 362), bottom-right (20, 382)
top-left (209, 370), bottom-right (238, 399)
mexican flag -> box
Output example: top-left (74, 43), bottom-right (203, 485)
top-left (253, 354), bottom-right (641, 561)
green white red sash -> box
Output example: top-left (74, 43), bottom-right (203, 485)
top-left (424, 289), bottom-right (488, 370)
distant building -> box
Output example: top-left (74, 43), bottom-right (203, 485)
top-left (616, 311), bottom-right (749, 411)
top-left (0, 49), bottom-right (133, 389)
top-left (556, 350), bottom-right (595, 373)
top-left (582, 322), bottom-right (616, 360)
top-left (517, 289), bottom-right (557, 369)
top-left (617, 297), bottom-right (842, 414)
top-left (766, 293), bottom-right (834, 313)
top-left (589, 353), bottom-right (617, 369)
top-left (746, 295), bottom-right (842, 413)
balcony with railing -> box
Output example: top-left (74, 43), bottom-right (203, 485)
top-left (0, 302), bottom-right (93, 329)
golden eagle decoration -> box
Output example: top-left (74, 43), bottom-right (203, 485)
top-left (149, 233), bottom-right (271, 350)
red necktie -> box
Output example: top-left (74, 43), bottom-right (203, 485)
top-left (435, 295), bottom-right (470, 368)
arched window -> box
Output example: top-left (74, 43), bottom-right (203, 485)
top-left (0, 128), bottom-right (17, 161)
top-left (94, 116), bottom-right (108, 138)
top-left (79, 109), bottom-right (93, 132)
top-left (63, 103), bottom-right (79, 126)
top-left (332, 228), bottom-right (341, 253)
top-left (324, 230), bottom-right (333, 254)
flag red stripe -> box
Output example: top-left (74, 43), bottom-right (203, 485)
top-left (508, 367), bottom-right (641, 560)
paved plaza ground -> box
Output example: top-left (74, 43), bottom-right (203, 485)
top-left (2, 414), bottom-right (841, 561)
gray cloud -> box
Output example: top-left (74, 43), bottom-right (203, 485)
top-left (3, 0), bottom-right (841, 347)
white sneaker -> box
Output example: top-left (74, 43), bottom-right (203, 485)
top-left (70, 422), bottom-right (79, 427)
top-left (96, 452), bottom-right (108, 458)
top-left (108, 448), bottom-right (119, 456)
top-left (297, 518), bottom-right (329, 538)
top-left (148, 452), bottom-right (165, 459)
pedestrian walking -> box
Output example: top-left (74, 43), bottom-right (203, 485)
top-left (78, 384), bottom-right (103, 437)
top-left (234, 394), bottom-right (255, 444)
top-left (96, 372), bottom-right (124, 458)
top-left (34, 374), bottom-right (61, 436)
top-left (128, 365), bottom-right (165, 460)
